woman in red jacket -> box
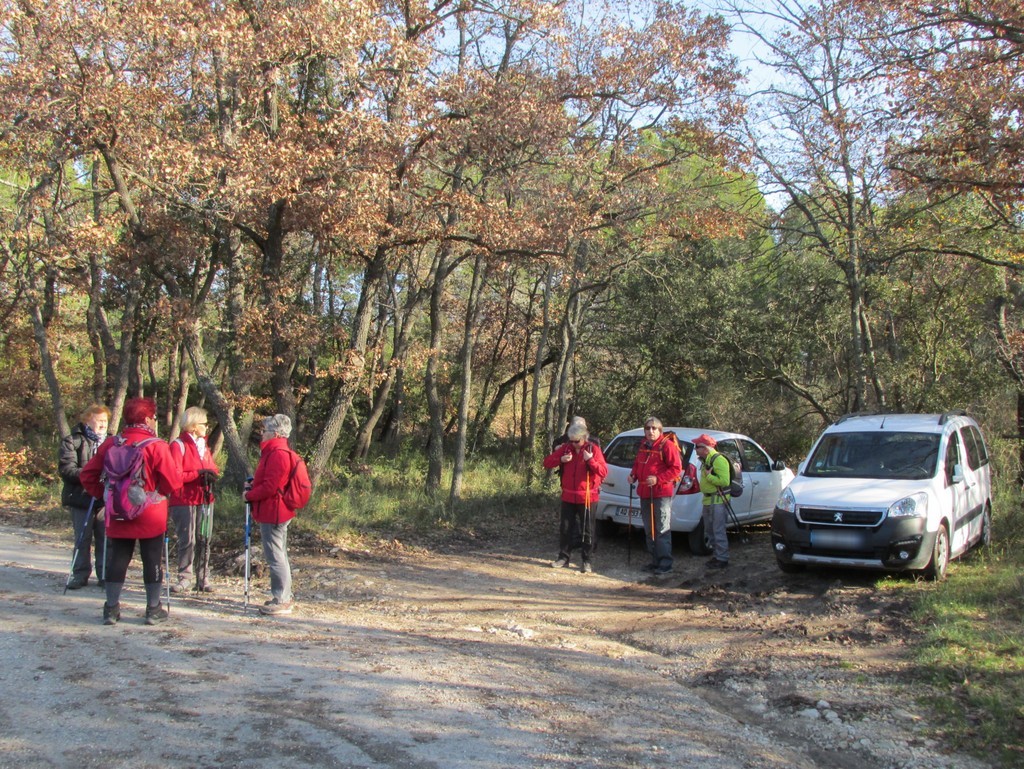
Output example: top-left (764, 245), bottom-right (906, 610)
top-left (244, 414), bottom-right (298, 615)
top-left (169, 406), bottom-right (219, 593)
top-left (543, 420), bottom-right (608, 573)
top-left (80, 397), bottom-right (182, 626)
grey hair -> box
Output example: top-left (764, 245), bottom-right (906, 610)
top-left (567, 423), bottom-right (588, 441)
top-left (644, 417), bottom-right (663, 430)
top-left (263, 414), bottom-right (292, 439)
top-left (181, 406), bottom-right (208, 432)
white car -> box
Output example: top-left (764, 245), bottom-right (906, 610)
top-left (594, 427), bottom-right (794, 553)
top-left (772, 412), bottom-right (993, 580)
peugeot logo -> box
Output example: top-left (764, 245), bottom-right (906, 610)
top-left (833, 512), bottom-right (844, 523)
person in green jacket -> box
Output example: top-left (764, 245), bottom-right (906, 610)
top-left (694, 434), bottom-right (731, 569)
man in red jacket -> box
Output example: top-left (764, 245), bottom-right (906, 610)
top-left (80, 397), bottom-right (183, 625)
top-left (543, 420), bottom-right (608, 573)
top-left (628, 417), bottom-right (681, 575)
top-left (244, 414), bottom-right (299, 615)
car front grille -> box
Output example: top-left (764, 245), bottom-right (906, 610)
top-left (796, 507), bottom-right (884, 527)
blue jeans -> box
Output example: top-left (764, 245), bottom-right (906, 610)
top-left (260, 521), bottom-right (292, 603)
top-left (640, 496), bottom-right (673, 569)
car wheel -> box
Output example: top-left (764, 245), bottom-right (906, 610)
top-left (688, 519), bottom-right (711, 555)
top-left (776, 557), bottom-right (804, 574)
top-left (923, 523), bottom-right (950, 581)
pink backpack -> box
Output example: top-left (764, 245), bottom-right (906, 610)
top-left (102, 437), bottom-right (160, 520)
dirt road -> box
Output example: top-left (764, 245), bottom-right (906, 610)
top-left (0, 516), bottom-right (993, 769)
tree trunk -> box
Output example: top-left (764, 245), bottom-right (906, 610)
top-left (525, 266), bottom-right (553, 487)
top-left (450, 254), bottom-right (487, 504)
top-left (306, 248), bottom-right (387, 486)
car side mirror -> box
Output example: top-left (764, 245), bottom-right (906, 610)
top-left (773, 459), bottom-right (787, 471)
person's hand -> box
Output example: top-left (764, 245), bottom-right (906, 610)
top-left (627, 473), bottom-right (635, 484)
top-left (560, 451), bottom-right (573, 463)
top-left (583, 449), bottom-right (593, 462)
top-left (646, 475), bottom-right (657, 487)
top-left (198, 469), bottom-right (218, 483)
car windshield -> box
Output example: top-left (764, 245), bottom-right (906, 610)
top-left (804, 431), bottom-right (940, 480)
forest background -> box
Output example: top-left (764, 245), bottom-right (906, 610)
top-left (0, 0), bottom-right (1023, 501)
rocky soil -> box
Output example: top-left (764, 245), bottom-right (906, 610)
top-left (0, 508), bottom-right (996, 769)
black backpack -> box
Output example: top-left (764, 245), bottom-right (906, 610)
top-left (715, 451), bottom-right (744, 498)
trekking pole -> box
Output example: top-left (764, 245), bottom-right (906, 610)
top-left (584, 471), bottom-right (592, 555)
top-left (243, 496), bottom-right (252, 613)
top-left (197, 475), bottom-right (214, 591)
top-left (101, 520), bottom-right (107, 584)
top-left (163, 531), bottom-right (172, 614)
top-left (64, 498), bottom-right (97, 594)
top-left (722, 495), bottom-right (746, 543)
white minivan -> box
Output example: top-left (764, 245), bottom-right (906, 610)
top-left (594, 427), bottom-right (794, 553)
top-left (772, 412), bottom-right (993, 580)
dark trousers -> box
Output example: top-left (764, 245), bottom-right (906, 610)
top-left (105, 535), bottom-right (165, 585)
top-left (69, 504), bottom-right (105, 580)
top-left (558, 501), bottom-right (595, 562)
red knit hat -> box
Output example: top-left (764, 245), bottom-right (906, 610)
top-left (693, 433), bottom-right (717, 448)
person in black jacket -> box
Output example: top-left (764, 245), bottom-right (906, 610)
top-left (58, 404), bottom-right (110, 589)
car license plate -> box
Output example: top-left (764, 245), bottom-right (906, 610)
top-left (810, 529), bottom-right (864, 549)
top-left (615, 506), bottom-right (643, 524)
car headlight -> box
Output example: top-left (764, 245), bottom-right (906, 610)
top-left (776, 487), bottom-right (796, 513)
top-left (888, 492), bottom-right (928, 518)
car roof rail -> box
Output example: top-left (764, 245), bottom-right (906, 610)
top-left (938, 409), bottom-right (968, 425)
top-left (834, 411), bottom-right (885, 424)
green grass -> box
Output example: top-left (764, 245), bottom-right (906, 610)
top-left (305, 454), bottom-right (551, 547)
top-left (909, 486), bottom-right (1024, 768)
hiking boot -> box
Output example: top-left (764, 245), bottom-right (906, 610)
top-left (102, 603), bottom-right (121, 625)
top-left (640, 562), bottom-right (658, 573)
top-left (259, 599), bottom-right (294, 616)
top-left (196, 582), bottom-right (215, 593)
top-left (706, 559), bottom-right (729, 570)
top-left (654, 563), bottom-right (673, 575)
top-left (66, 576), bottom-right (88, 590)
top-left (170, 577), bottom-right (191, 594)
top-left (581, 561), bottom-right (593, 574)
top-left (551, 556), bottom-right (570, 569)
top-left (145, 605), bottom-right (169, 625)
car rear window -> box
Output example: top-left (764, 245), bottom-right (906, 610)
top-left (805, 431), bottom-right (940, 480)
top-left (603, 435), bottom-right (694, 468)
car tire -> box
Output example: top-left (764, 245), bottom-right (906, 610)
top-left (776, 557), bottom-right (804, 574)
top-left (922, 523), bottom-right (950, 581)
top-left (688, 519), bottom-right (711, 555)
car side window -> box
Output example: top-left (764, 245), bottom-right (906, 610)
top-left (971, 426), bottom-right (990, 467)
top-left (944, 434), bottom-right (962, 486)
top-left (736, 439), bottom-right (770, 472)
top-left (716, 439), bottom-right (740, 468)
top-left (959, 425), bottom-right (990, 470)
top-left (604, 437), bottom-right (640, 468)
